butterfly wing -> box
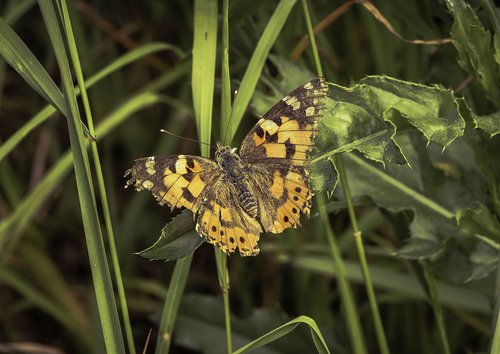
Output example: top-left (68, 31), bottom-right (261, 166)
top-left (125, 154), bottom-right (219, 213)
top-left (195, 178), bottom-right (262, 256)
top-left (239, 78), bottom-right (328, 233)
top-left (125, 154), bottom-right (261, 256)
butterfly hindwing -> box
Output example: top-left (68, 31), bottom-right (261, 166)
top-left (195, 179), bottom-right (261, 256)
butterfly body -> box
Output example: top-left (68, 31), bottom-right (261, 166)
top-left (126, 78), bottom-right (328, 256)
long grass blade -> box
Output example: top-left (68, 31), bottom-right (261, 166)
top-left (37, 1), bottom-right (125, 351)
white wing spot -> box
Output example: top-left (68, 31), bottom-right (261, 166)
top-left (145, 160), bottom-right (156, 175)
top-left (142, 180), bottom-right (154, 189)
top-left (305, 107), bottom-right (315, 116)
top-left (303, 82), bottom-right (313, 89)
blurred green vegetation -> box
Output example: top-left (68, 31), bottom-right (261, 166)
top-left (0, 0), bottom-right (499, 353)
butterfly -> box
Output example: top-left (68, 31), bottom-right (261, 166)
top-left (125, 78), bottom-right (328, 256)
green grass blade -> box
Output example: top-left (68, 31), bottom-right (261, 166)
top-left (58, 1), bottom-right (136, 353)
top-left (300, 1), bottom-right (369, 352)
top-left (233, 315), bottom-right (330, 354)
top-left (286, 255), bottom-right (491, 314)
top-left (227, 0), bottom-right (297, 144)
top-left (421, 260), bottom-right (451, 354)
top-left (0, 16), bottom-right (66, 113)
top-left (0, 42), bottom-right (175, 162)
top-left (155, 255), bottom-right (193, 354)
top-left (316, 194), bottom-right (367, 354)
top-left (37, 1), bottom-right (125, 351)
top-left (192, 1), bottom-right (235, 354)
top-left (192, 0), bottom-right (217, 157)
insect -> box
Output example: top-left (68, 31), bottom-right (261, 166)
top-left (125, 78), bottom-right (328, 256)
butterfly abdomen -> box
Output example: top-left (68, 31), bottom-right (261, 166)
top-left (236, 182), bottom-right (259, 218)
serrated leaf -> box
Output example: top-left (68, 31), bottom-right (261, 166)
top-left (397, 238), bottom-right (443, 259)
top-left (137, 210), bottom-right (204, 261)
top-left (456, 203), bottom-right (500, 242)
top-left (470, 110), bottom-right (500, 137)
top-left (311, 76), bottom-right (464, 191)
top-left (445, 0), bottom-right (500, 107)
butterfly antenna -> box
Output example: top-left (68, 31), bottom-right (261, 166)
top-left (160, 129), bottom-right (216, 150)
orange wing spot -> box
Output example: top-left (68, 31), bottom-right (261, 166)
top-left (279, 119), bottom-right (299, 131)
top-left (277, 130), bottom-right (314, 144)
top-left (270, 170), bottom-right (285, 200)
top-left (263, 143), bottom-right (286, 158)
top-left (162, 175), bottom-right (189, 206)
top-left (188, 159), bottom-right (204, 173)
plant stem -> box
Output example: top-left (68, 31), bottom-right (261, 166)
top-left (422, 260), bottom-right (451, 354)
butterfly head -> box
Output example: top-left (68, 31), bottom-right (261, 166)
top-left (215, 142), bottom-right (240, 169)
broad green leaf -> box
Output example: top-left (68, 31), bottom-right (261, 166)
top-left (456, 203), bottom-right (500, 242)
top-left (460, 101), bottom-right (500, 217)
top-left (138, 211), bottom-right (204, 261)
top-left (444, 0), bottom-right (500, 107)
top-left (285, 255), bottom-right (490, 314)
top-left (466, 242), bottom-right (498, 282)
top-left (397, 238), bottom-right (443, 260)
top-left (470, 110), bottom-right (500, 137)
top-left (175, 294), bottom-right (330, 354)
top-left (340, 134), bottom-right (479, 258)
top-left (0, 16), bottom-right (65, 113)
top-left (311, 76), bottom-right (464, 191)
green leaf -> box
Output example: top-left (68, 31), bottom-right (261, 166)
top-left (444, 0), bottom-right (500, 107)
top-left (174, 294), bottom-right (331, 354)
top-left (339, 134), bottom-right (470, 253)
top-left (285, 255), bottom-right (490, 314)
top-left (311, 76), bottom-right (464, 191)
top-left (456, 203), bottom-right (500, 242)
top-left (397, 238), bottom-right (444, 260)
top-left (138, 211), bottom-right (204, 261)
top-left (233, 315), bottom-right (330, 354)
top-left (470, 110), bottom-right (500, 137)
top-left (466, 242), bottom-right (498, 282)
